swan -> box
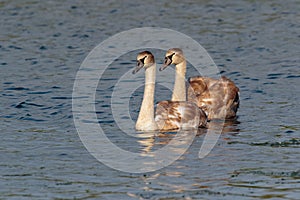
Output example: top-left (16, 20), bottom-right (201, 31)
top-left (132, 51), bottom-right (207, 131)
top-left (160, 48), bottom-right (240, 120)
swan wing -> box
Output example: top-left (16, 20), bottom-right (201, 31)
top-left (155, 101), bottom-right (206, 131)
top-left (188, 76), bottom-right (239, 119)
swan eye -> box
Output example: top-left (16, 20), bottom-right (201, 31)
top-left (168, 53), bottom-right (175, 60)
top-left (165, 53), bottom-right (175, 63)
top-left (140, 56), bottom-right (147, 64)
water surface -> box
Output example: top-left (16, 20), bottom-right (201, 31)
top-left (1, 0), bottom-right (299, 199)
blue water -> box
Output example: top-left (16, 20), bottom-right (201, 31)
top-left (1, 0), bottom-right (299, 199)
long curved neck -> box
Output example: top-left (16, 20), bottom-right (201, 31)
top-left (136, 64), bottom-right (156, 126)
top-left (172, 60), bottom-right (186, 101)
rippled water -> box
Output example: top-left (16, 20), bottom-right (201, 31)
top-left (1, 0), bottom-right (299, 199)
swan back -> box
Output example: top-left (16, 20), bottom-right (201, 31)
top-left (188, 76), bottom-right (239, 120)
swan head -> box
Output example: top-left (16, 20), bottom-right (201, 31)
top-left (160, 48), bottom-right (185, 71)
top-left (132, 51), bottom-right (155, 74)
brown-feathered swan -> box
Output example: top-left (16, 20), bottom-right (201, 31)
top-left (160, 48), bottom-right (240, 120)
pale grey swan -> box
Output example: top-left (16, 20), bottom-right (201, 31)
top-left (133, 51), bottom-right (207, 131)
top-left (160, 48), bottom-right (240, 120)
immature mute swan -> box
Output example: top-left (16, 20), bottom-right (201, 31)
top-left (160, 48), bottom-right (240, 120)
top-left (133, 51), bottom-right (207, 131)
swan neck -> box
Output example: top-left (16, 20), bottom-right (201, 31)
top-left (136, 64), bottom-right (156, 126)
top-left (172, 60), bottom-right (186, 101)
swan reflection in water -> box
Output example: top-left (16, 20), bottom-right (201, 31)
top-left (129, 119), bottom-right (240, 196)
top-left (134, 118), bottom-right (240, 169)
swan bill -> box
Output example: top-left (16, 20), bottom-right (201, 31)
top-left (160, 53), bottom-right (175, 71)
top-left (132, 60), bottom-right (144, 74)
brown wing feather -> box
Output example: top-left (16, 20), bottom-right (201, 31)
top-left (155, 101), bottom-right (207, 131)
top-left (188, 76), bottom-right (239, 120)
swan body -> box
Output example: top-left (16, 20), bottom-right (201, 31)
top-left (133, 51), bottom-right (206, 131)
top-left (161, 48), bottom-right (240, 120)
